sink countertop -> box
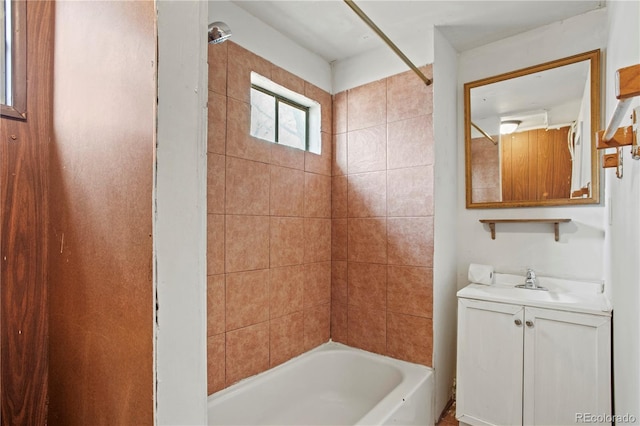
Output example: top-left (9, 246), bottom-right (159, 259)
top-left (458, 273), bottom-right (612, 316)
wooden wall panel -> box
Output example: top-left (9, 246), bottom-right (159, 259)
top-left (501, 126), bottom-right (572, 202)
top-left (501, 135), bottom-right (513, 201)
top-left (551, 127), bottom-right (572, 199)
top-left (0, 1), bottom-right (53, 423)
top-left (48, 1), bottom-right (155, 424)
top-left (536, 129), bottom-right (554, 200)
top-left (511, 132), bottom-right (530, 201)
top-left (527, 130), bottom-right (539, 200)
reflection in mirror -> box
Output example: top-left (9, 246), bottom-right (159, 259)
top-left (465, 50), bottom-right (600, 208)
top-left (1, 0), bottom-right (27, 120)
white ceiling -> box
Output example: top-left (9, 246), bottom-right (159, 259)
top-left (231, 0), bottom-right (605, 63)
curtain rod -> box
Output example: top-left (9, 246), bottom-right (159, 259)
top-left (343, 0), bottom-right (433, 86)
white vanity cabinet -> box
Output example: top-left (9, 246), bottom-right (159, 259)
top-left (456, 282), bottom-right (612, 426)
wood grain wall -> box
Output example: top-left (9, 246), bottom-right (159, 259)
top-left (0, 1), bottom-right (53, 423)
top-left (47, 1), bottom-right (155, 424)
top-left (501, 127), bottom-right (572, 201)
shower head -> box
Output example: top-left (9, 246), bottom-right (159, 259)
top-left (208, 21), bottom-right (232, 44)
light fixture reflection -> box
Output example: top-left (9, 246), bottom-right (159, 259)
top-left (500, 120), bottom-right (521, 135)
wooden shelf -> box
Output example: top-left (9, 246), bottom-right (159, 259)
top-left (479, 219), bottom-right (572, 242)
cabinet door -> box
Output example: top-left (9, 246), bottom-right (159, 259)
top-left (523, 307), bottom-right (611, 426)
top-left (457, 298), bottom-right (525, 426)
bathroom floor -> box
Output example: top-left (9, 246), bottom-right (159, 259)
top-left (437, 401), bottom-right (458, 426)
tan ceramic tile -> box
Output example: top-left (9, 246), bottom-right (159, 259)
top-left (271, 65), bottom-right (305, 95)
top-left (305, 132), bottom-right (332, 176)
top-left (331, 219), bottom-right (348, 261)
top-left (208, 42), bottom-right (227, 95)
top-left (387, 65), bottom-right (433, 123)
top-left (305, 82), bottom-right (332, 134)
top-left (387, 217), bottom-right (434, 267)
top-left (471, 155), bottom-right (500, 186)
top-left (387, 115), bottom-right (433, 169)
top-left (207, 214), bottom-right (225, 275)
top-left (304, 218), bottom-right (331, 263)
top-left (270, 312), bottom-right (304, 367)
top-left (304, 261), bottom-right (331, 308)
top-left (227, 42), bottom-right (272, 103)
top-left (270, 142), bottom-right (305, 170)
top-left (387, 166), bottom-right (434, 216)
top-left (348, 262), bottom-right (387, 310)
top-left (270, 166), bottom-right (304, 217)
top-left (347, 125), bottom-right (387, 174)
top-left (225, 269), bottom-right (269, 331)
top-left (226, 97), bottom-right (272, 163)
top-left (225, 215), bottom-right (269, 273)
top-left (304, 172), bottom-right (331, 218)
top-left (270, 217), bottom-right (304, 268)
top-left (269, 264), bottom-right (304, 319)
top-left (332, 175), bottom-right (348, 218)
top-left (226, 157), bottom-right (269, 215)
top-left (207, 333), bottom-right (225, 395)
top-left (208, 92), bottom-right (226, 155)
top-left (225, 321), bottom-right (270, 386)
top-left (347, 305), bottom-right (386, 355)
top-left (331, 301), bottom-right (348, 344)
top-left (333, 91), bottom-right (347, 135)
top-left (387, 266), bottom-right (433, 318)
top-left (208, 275), bottom-right (225, 336)
top-left (472, 187), bottom-right (500, 204)
top-left (386, 312), bottom-right (432, 366)
top-left (207, 153), bottom-right (225, 214)
top-left (470, 137), bottom-right (500, 164)
top-left (331, 261), bottom-right (348, 304)
top-left (304, 302), bottom-right (331, 350)
top-left (347, 218), bottom-right (387, 264)
top-left (348, 79), bottom-right (386, 131)
top-left (348, 172), bottom-right (387, 218)
top-left (333, 133), bottom-right (348, 176)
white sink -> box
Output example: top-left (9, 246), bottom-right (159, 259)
top-left (458, 273), bottom-right (612, 316)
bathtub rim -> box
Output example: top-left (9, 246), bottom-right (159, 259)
top-left (207, 340), bottom-right (434, 425)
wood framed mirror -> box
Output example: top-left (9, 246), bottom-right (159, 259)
top-left (464, 50), bottom-right (600, 208)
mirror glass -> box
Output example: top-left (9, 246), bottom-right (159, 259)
top-left (464, 50), bottom-right (600, 208)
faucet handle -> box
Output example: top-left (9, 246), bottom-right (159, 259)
top-left (526, 268), bottom-right (536, 279)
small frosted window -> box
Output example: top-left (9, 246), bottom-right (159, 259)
top-left (249, 75), bottom-right (315, 152)
top-left (250, 87), bottom-right (276, 142)
top-left (278, 101), bottom-right (306, 150)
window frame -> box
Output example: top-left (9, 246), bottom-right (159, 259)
top-left (251, 83), bottom-right (310, 151)
top-left (1, 0), bottom-right (27, 120)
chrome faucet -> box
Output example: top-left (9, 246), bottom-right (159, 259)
top-left (525, 268), bottom-right (537, 288)
top-left (516, 268), bottom-right (548, 291)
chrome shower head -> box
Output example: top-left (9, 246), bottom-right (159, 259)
top-left (208, 21), bottom-right (232, 44)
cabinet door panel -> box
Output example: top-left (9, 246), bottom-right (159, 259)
top-left (523, 307), bottom-right (611, 426)
top-left (457, 299), bottom-right (524, 426)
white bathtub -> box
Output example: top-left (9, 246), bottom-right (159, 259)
top-left (208, 342), bottom-right (434, 425)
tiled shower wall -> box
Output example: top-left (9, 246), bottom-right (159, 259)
top-left (330, 67), bottom-right (435, 365)
top-left (206, 42), bottom-right (333, 394)
top-left (207, 41), bottom-right (435, 394)
top-left (470, 136), bottom-right (500, 202)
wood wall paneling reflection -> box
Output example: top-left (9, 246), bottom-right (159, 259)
top-left (0, 1), bottom-right (52, 423)
top-left (501, 127), bottom-right (571, 202)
